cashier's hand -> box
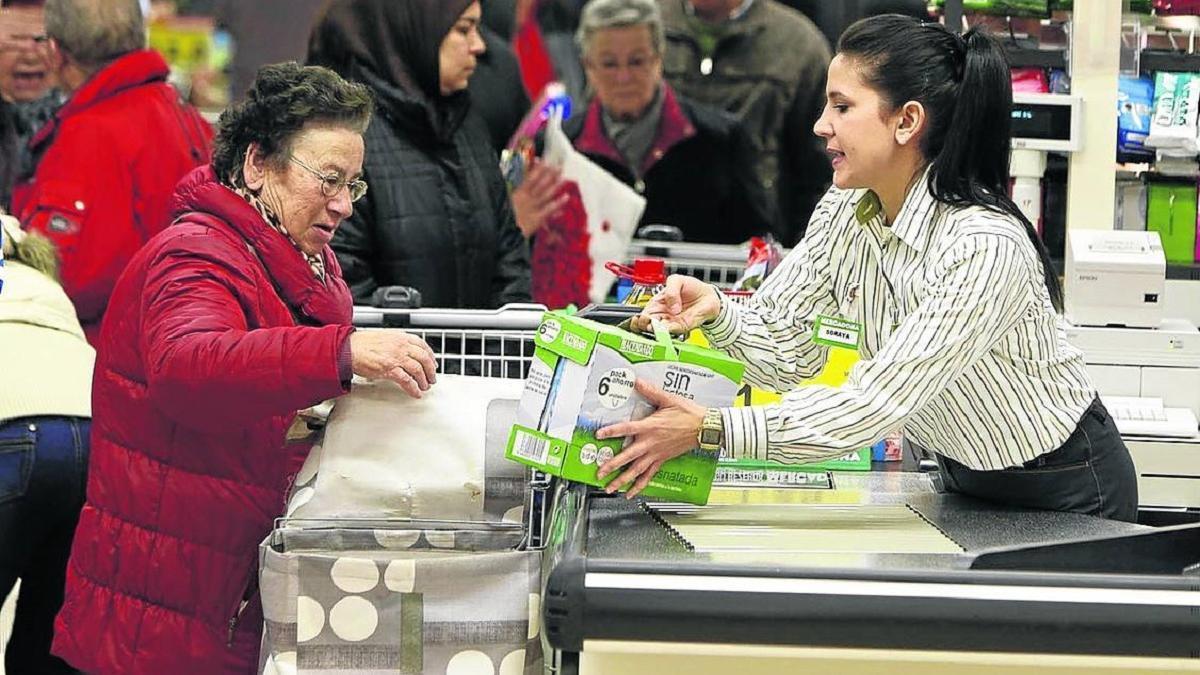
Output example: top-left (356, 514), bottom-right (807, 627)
top-left (595, 380), bottom-right (706, 499)
top-left (630, 275), bottom-right (722, 336)
top-left (350, 330), bottom-right (438, 399)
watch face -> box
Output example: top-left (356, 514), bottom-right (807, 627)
top-left (700, 428), bottom-right (722, 446)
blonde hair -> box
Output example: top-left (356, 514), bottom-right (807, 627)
top-left (1, 215), bottom-right (59, 280)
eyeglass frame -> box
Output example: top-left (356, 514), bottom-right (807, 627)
top-left (584, 50), bottom-right (661, 78)
top-left (288, 154), bottom-right (368, 202)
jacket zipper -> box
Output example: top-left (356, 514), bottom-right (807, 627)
top-left (227, 598), bottom-right (250, 646)
top-left (226, 564), bottom-right (258, 647)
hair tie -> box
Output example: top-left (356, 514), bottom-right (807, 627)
top-left (950, 31), bottom-right (968, 81)
top-left (953, 31), bottom-right (967, 53)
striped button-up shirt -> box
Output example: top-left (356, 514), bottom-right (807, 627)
top-left (704, 176), bottom-right (1096, 471)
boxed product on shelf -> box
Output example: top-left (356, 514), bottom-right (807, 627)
top-left (1118, 74), bottom-right (1156, 161)
top-left (1146, 71), bottom-right (1200, 156)
top-left (1147, 179), bottom-right (1199, 263)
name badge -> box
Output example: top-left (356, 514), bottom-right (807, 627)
top-left (813, 315), bottom-right (862, 350)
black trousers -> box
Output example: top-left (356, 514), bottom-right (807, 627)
top-left (936, 398), bottom-right (1139, 523)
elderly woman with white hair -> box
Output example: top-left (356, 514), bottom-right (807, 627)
top-left (530, 0), bottom-right (775, 246)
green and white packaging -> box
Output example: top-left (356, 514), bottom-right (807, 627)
top-left (505, 312), bottom-right (745, 505)
top-left (715, 448), bottom-right (872, 486)
top-left (1147, 71), bottom-right (1200, 155)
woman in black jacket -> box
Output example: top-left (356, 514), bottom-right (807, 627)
top-left (308, 0), bottom-right (531, 307)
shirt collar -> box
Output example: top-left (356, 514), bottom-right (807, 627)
top-left (684, 0), bottom-right (756, 22)
top-left (854, 165), bottom-right (938, 253)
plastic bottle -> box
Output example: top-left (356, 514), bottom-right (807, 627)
top-left (605, 259), bottom-right (666, 307)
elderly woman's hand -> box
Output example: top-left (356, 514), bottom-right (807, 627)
top-left (350, 330), bottom-right (438, 398)
top-left (512, 160), bottom-right (569, 238)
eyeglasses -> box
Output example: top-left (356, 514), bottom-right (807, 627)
top-left (588, 52), bottom-right (659, 77)
top-left (289, 155), bottom-right (368, 202)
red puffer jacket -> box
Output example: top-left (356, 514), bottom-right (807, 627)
top-left (52, 166), bottom-right (354, 674)
top-left (13, 49), bottom-right (212, 345)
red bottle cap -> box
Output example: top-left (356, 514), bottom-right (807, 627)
top-left (604, 258), bottom-right (667, 285)
top-left (632, 259), bottom-right (666, 284)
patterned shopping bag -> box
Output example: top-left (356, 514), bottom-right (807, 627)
top-left (260, 525), bottom-right (542, 675)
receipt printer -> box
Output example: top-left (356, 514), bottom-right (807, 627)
top-left (1065, 230), bottom-right (1166, 328)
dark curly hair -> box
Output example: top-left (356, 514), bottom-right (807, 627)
top-left (211, 62), bottom-right (374, 186)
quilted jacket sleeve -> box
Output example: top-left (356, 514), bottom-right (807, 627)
top-left (140, 235), bottom-right (352, 432)
top-left (331, 182), bottom-right (380, 305)
top-left (488, 166), bottom-right (533, 306)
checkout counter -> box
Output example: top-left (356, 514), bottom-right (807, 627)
top-left (538, 473), bottom-right (1200, 674)
top-left (527, 231), bottom-right (1200, 673)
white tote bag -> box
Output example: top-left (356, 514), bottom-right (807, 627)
top-left (543, 111), bottom-right (646, 303)
top-left (287, 375), bottom-right (527, 522)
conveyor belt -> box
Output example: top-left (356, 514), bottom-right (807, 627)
top-left (656, 504), bottom-right (965, 558)
top-left (584, 473), bottom-right (1147, 570)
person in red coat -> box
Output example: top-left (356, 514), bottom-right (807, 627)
top-left (51, 61), bottom-right (439, 674)
top-left (11, 0), bottom-right (212, 344)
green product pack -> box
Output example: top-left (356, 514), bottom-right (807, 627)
top-left (1146, 182), bottom-right (1198, 264)
top-left (505, 312), bottom-right (745, 505)
top-left (715, 448), bottom-right (872, 484)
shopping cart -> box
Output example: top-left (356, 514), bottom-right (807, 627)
top-left (350, 303), bottom-right (554, 547)
top-left (259, 305), bottom-right (553, 675)
top-left (624, 239), bottom-right (753, 289)
top-left (353, 303), bottom-right (547, 380)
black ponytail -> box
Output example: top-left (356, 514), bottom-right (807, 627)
top-left (838, 15), bottom-right (1063, 311)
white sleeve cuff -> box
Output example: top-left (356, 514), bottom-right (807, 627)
top-left (701, 288), bottom-right (741, 348)
top-left (721, 406), bottom-right (770, 461)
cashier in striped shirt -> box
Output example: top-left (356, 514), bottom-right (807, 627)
top-left (595, 14), bottom-right (1139, 522)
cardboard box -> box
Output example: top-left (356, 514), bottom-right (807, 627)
top-left (505, 312), bottom-right (744, 505)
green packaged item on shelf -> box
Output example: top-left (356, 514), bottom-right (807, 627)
top-left (933, 0), bottom-right (1049, 17)
top-left (1052, 0), bottom-right (1151, 11)
top-left (506, 312), bottom-right (745, 505)
top-left (1146, 182), bottom-right (1198, 263)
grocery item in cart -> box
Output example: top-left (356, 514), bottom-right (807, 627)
top-left (287, 375), bottom-right (528, 523)
top-left (506, 311), bottom-right (743, 504)
top-left (606, 258), bottom-right (666, 306)
top-left (731, 235), bottom-right (784, 292)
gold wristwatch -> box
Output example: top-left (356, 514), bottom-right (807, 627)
top-left (698, 408), bottom-right (725, 452)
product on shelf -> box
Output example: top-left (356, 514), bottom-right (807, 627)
top-left (1146, 71), bottom-right (1200, 156)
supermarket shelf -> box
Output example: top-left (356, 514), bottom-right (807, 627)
top-left (1139, 49), bottom-right (1200, 75)
top-left (1167, 262), bottom-right (1200, 280)
top-left (1005, 45), bottom-right (1067, 69)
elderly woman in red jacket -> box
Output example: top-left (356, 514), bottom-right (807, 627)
top-left (51, 62), bottom-right (438, 675)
